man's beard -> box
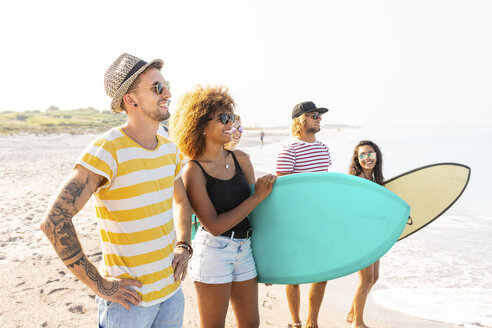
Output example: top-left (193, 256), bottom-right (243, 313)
top-left (306, 126), bottom-right (320, 134)
top-left (143, 105), bottom-right (170, 122)
top-left (157, 111), bottom-right (170, 122)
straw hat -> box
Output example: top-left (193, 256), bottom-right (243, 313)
top-left (104, 53), bottom-right (163, 113)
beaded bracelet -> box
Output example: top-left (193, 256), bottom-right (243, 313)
top-left (176, 241), bottom-right (193, 259)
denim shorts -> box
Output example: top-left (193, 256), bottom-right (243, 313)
top-left (96, 288), bottom-right (184, 328)
top-left (189, 228), bottom-right (257, 284)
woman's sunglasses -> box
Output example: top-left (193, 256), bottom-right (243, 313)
top-left (359, 152), bottom-right (377, 160)
top-left (207, 113), bottom-right (236, 124)
top-left (305, 112), bottom-right (322, 120)
top-left (231, 126), bottom-right (243, 133)
top-left (129, 80), bottom-right (170, 95)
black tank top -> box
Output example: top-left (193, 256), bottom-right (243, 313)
top-left (190, 151), bottom-right (251, 235)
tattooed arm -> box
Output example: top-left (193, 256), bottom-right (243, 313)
top-left (40, 165), bottom-right (142, 309)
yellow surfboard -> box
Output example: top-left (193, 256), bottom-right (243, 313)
top-left (384, 163), bottom-right (471, 241)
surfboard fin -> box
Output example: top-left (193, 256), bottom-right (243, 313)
top-left (407, 216), bottom-right (413, 225)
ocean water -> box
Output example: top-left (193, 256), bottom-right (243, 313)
top-left (242, 126), bottom-right (492, 327)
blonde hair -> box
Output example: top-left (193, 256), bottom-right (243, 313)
top-left (169, 85), bottom-right (236, 159)
top-left (224, 115), bottom-right (242, 150)
top-left (291, 114), bottom-right (307, 137)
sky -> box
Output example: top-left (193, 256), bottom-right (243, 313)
top-left (1, 0), bottom-right (490, 128)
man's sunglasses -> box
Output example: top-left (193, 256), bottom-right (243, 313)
top-left (359, 152), bottom-right (377, 160)
top-left (129, 81), bottom-right (170, 95)
top-left (305, 112), bottom-right (322, 120)
top-left (207, 113), bottom-right (236, 124)
top-left (231, 126), bottom-right (243, 133)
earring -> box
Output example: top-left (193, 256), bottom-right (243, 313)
top-left (133, 104), bottom-right (138, 107)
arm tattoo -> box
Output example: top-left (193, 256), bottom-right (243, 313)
top-left (68, 256), bottom-right (119, 296)
top-left (97, 278), bottom-right (119, 296)
top-left (45, 177), bottom-right (90, 262)
top-left (44, 172), bottom-right (117, 295)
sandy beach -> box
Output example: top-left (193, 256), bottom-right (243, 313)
top-left (0, 128), bottom-right (481, 327)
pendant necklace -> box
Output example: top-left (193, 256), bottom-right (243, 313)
top-left (203, 152), bottom-right (229, 169)
top-left (224, 152), bottom-right (229, 169)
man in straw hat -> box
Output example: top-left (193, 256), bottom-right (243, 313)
top-left (40, 53), bottom-right (192, 327)
top-left (276, 101), bottom-right (332, 328)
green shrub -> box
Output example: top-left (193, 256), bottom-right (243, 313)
top-left (46, 105), bottom-right (60, 111)
top-left (16, 114), bottom-right (29, 121)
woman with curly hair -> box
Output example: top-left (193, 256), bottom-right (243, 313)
top-left (170, 85), bottom-right (276, 328)
top-left (345, 140), bottom-right (384, 328)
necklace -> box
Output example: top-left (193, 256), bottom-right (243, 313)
top-left (224, 152), bottom-right (229, 169)
top-left (203, 151), bottom-right (229, 169)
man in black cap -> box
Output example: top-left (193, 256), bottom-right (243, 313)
top-left (40, 53), bottom-right (192, 327)
top-left (276, 101), bottom-right (332, 328)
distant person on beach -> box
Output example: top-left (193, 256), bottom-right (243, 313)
top-left (170, 85), bottom-right (276, 328)
top-left (345, 140), bottom-right (384, 328)
top-left (158, 124), bottom-right (170, 138)
top-left (224, 114), bottom-right (243, 150)
top-left (276, 101), bottom-right (331, 328)
top-left (260, 130), bottom-right (265, 145)
top-left (40, 53), bottom-right (192, 328)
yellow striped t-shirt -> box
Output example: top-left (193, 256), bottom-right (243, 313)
top-left (76, 127), bottom-right (183, 306)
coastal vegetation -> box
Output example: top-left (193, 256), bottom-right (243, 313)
top-left (0, 107), bottom-right (134, 135)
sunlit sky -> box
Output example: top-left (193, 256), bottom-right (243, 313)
top-left (1, 0), bottom-right (490, 128)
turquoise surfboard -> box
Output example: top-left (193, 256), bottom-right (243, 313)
top-left (249, 172), bottom-right (410, 284)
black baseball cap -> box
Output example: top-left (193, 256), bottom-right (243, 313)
top-left (291, 101), bottom-right (329, 119)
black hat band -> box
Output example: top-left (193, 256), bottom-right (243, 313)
top-left (119, 60), bottom-right (147, 88)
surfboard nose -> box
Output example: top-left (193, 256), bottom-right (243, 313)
top-left (383, 163), bottom-right (471, 241)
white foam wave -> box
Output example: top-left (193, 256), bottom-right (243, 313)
top-left (372, 287), bottom-right (492, 327)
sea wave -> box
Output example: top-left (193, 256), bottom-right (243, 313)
top-left (372, 287), bottom-right (492, 327)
